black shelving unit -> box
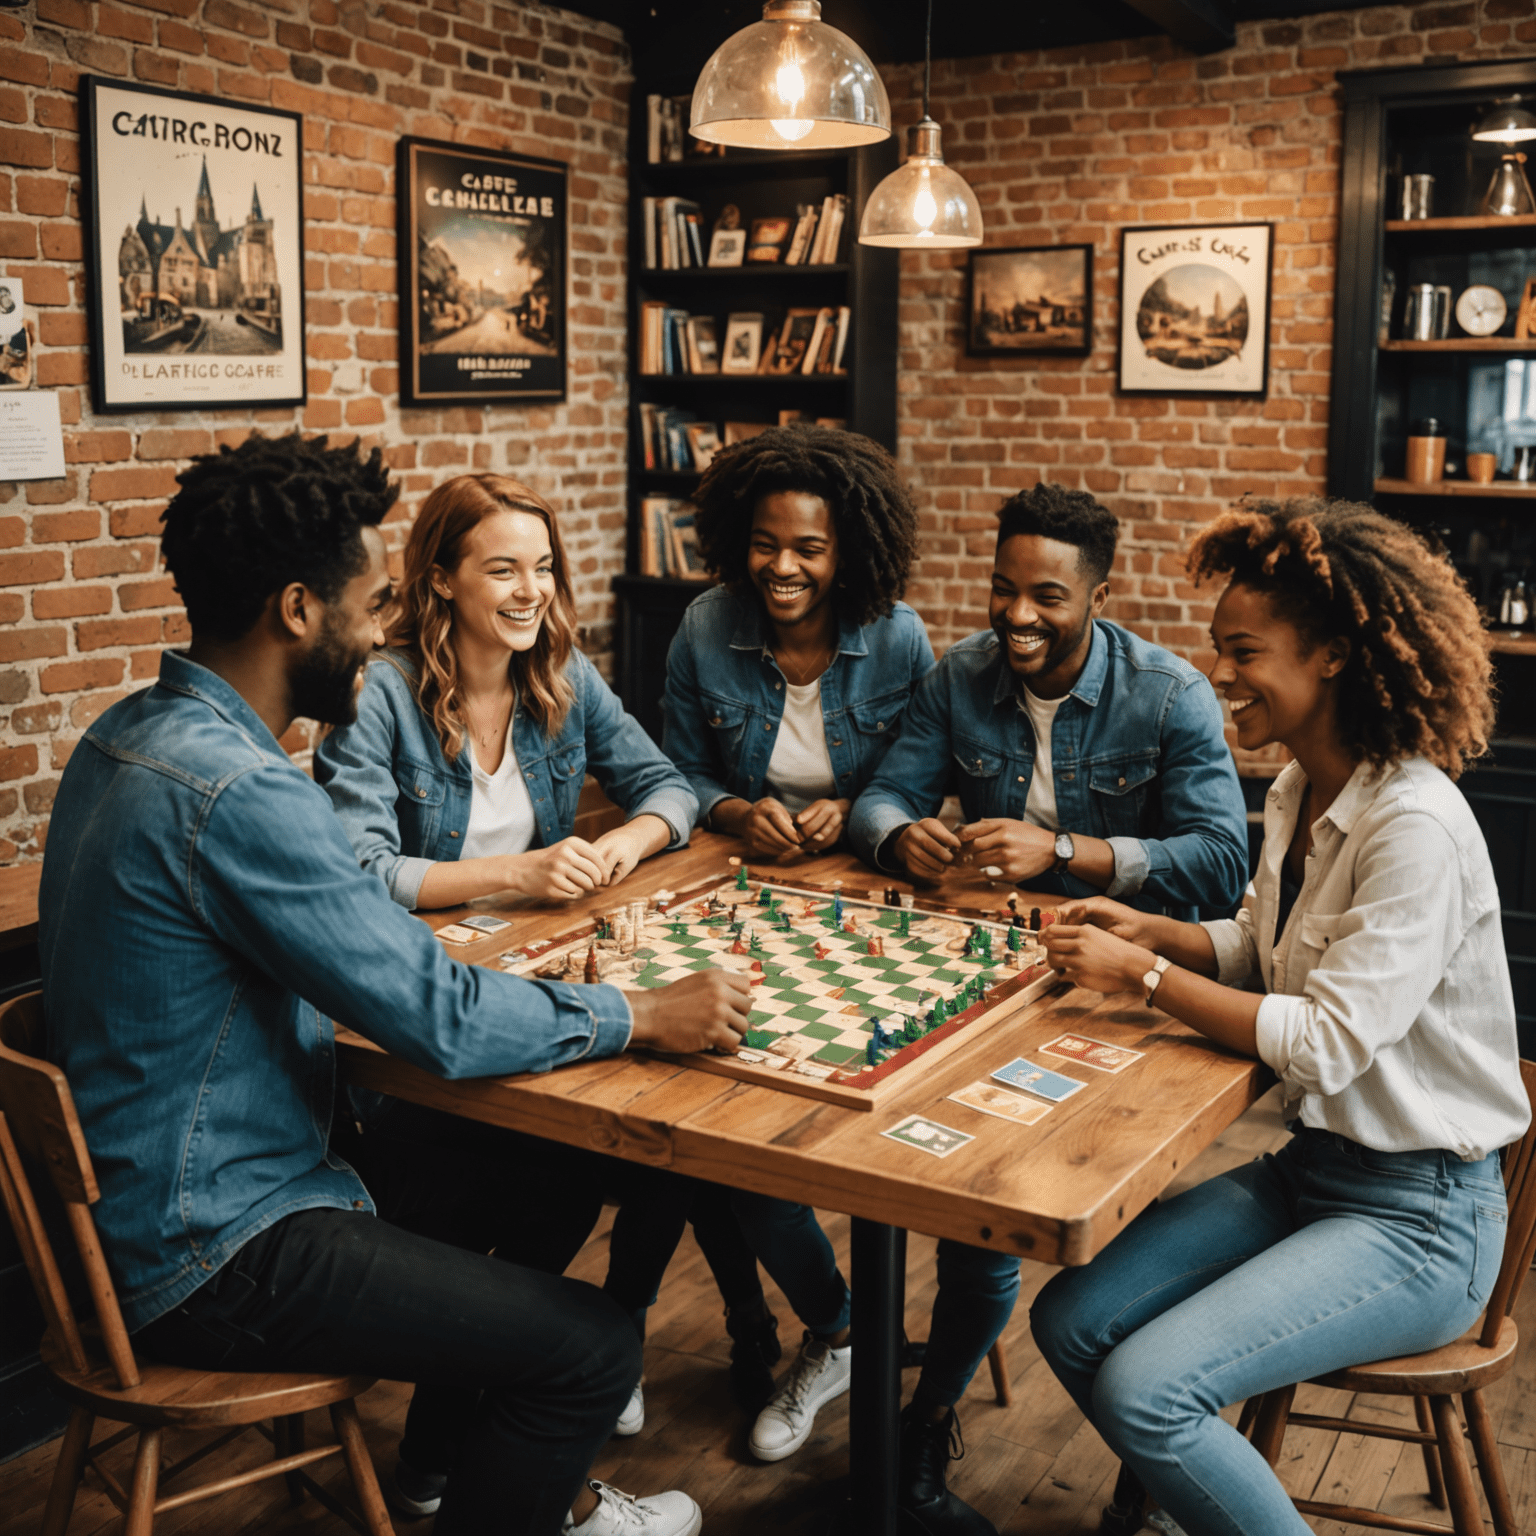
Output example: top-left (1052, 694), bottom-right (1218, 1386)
top-left (613, 86), bottom-right (900, 745)
top-left (1332, 57), bottom-right (1536, 1050)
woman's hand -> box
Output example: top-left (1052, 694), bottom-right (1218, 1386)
top-left (590, 815), bottom-right (672, 887)
top-left (1040, 922), bottom-right (1154, 996)
top-left (794, 798), bottom-right (849, 850)
top-left (505, 837), bottom-right (608, 901)
top-left (712, 796), bottom-right (804, 857)
top-left (1053, 896), bottom-right (1161, 948)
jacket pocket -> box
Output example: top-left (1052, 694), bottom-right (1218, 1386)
top-left (700, 695), bottom-right (750, 775)
top-left (1088, 759), bottom-right (1157, 835)
top-left (952, 743), bottom-right (1005, 819)
top-left (400, 757), bottom-right (448, 807)
top-left (1470, 1200), bottom-right (1507, 1304)
top-left (1297, 911), bottom-right (1346, 954)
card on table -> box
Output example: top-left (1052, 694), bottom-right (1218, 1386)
top-left (459, 914), bottom-right (513, 934)
top-left (947, 1080), bottom-right (1055, 1126)
top-left (436, 923), bottom-right (482, 944)
top-left (1040, 1032), bottom-right (1143, 1074)
top-left (991, 1057), bottom-right (1086, 1103)
top-left (881, 1114), bottom-right (974, 1158)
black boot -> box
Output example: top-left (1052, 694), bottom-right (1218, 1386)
top-left (1099, 1461), bottom-right (1148, 1534)
top-left (724, 1301), bottom-right (781, 1412)
top-left (897, 1403), bottom-right (997, 1536)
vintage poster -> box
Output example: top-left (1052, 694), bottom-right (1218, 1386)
top-left (80, 77), bottom-right (305, 414)
top-left (968, 244), bottom-right (1092, 357)
top-left (1118, 223), bottom-right (1272, 397)
top-left (397, 137), bottom-right (567, 406)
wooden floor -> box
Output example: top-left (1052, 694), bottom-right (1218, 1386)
top-left (3, 1087), bottom-right (1534, 1535)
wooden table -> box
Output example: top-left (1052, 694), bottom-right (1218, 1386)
top-left (337, 833), bottom-right (1269, 1535)
top-left (0, 864), bottom-right (40, 952)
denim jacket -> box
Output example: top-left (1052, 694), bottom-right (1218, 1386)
top-left (314, 649), bottom-right (698, 910)
top-left (661, 585), bottom-right (936, 822)
top-left (848, 620), bottom-right (1248, 920)
top-left (38, 652), bottom-right (633, 1332)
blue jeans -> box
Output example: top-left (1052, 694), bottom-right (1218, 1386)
top-left (1030, 1129), bottom-right (1508, 1536)
top-left (732, 1194), bottom-right (852, 1336)
top-left (914, 1240), bottom-right (1023, 1408)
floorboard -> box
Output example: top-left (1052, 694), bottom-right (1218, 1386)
top-left (2, 1088), bottom-right (1531, 1534)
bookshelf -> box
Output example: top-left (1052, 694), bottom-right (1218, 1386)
top-left (612, 95), bottom-right (900, 743)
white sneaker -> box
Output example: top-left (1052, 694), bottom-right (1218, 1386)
top-left (563, 1480), bottom-right (701, 1536)
top-left (748, 1332), bottom-right (852, 1462)
top-left (614, 1379), bottom-right (645, 1436)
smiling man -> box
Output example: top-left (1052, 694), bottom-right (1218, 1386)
top-left (846, 481), bottom-right (1248, 1536)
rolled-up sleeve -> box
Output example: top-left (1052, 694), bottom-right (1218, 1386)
top-left (1200, 890), bottom-right (1259, 985)
top-left (1252, 813), bottom-right (1461, 1098)
top-left (197, 766), bottom-right (634, 1077)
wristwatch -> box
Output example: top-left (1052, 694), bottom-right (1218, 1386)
top-left (1052, 830), bottom-right (1075, 875)
top-left (1143, 955), bottom-right (1172, 1007)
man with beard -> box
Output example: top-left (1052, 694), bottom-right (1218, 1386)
top-left (846, 481), bottom-right (1247, 1536)
top-left (39, 433), bottom-right (745, 1536)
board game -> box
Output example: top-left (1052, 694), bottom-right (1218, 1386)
top-left (494, 869), bottom-right (1063, 1110)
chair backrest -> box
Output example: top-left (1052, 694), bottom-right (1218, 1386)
top-left (0, 990), bottom-right (140, 1389)
top-left (1481, 1057), bottom-right (1536, 1347)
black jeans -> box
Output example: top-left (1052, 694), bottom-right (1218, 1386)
top-left (136, 1207), bottom-right (639, 1536)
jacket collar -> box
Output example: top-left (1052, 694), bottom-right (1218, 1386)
top-left (989, 618), bottom-right (1108, 708)
top-left (154, 650), bottom-right (290, 760)
top-left (1266, 755), bottom-right (1381, 837)
top-left (728, 593), bottom-right (870, 659)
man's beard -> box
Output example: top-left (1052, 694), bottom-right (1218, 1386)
top-left (993, 604), bottom-right (1093, 684)
top-left (291, 610), bottom-right (370, 726)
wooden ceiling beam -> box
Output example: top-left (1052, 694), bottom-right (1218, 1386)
top-left (1121, 0), bottom-right (1235, 52)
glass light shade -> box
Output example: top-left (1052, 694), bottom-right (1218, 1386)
top-left (1482, 152), bottom-right (1536, 217)
top-left (858, 119), bottom-right (983, 248)
top-left (690, 0), bottom-right (891, 151)
top-left (1473, 102), bottom-right (1536, 144)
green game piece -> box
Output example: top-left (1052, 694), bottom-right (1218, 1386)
top-left (743, 1029), bottom-right (776, 1050)
top-left (749, 931), bottom-right (765, 955)
top-left (898, 910), bottom-right (910, 938)
top-left (736, 863), bottom-right (749, 890)
top-left (1007, 924), bottom-right (1022, 952)
top-left (759, 885), bottom-right (774, 907)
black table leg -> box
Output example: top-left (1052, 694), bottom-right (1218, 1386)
top-left (833, 1217), bottom-right (906, 1536)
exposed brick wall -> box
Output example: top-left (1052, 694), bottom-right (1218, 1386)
top-left (0, 0), bottom-right (629, 861)
top-left (883, 0), bottom-right (1536, 765)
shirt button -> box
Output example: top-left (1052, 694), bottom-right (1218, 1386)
top-left (416, 787), bottom-right (427, 798)
top-left (877, 721), bottom-right (884, 729)
top-left (764, 723), bottom-right (772, 731)
top-left (710, 716), bottom-right (722, 725)
top-left (1063, 772), bottom-right (1075, 781)
top-left (353, 1200), bottom-right (366, 1209)
top-left (775, 683), bottom-right (782, 690)
top-left (201, 1260), bottom-right (213, 1270)
top-left (832, 739), bottom-right (842, 746)
top-left (1017, 775), bottom-right (1025, 782)
top-left (1118, 776), bottom-right (1126, 786)
top-left (449, 830), bottom-right (459, 838)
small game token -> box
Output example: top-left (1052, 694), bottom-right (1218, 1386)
top-left (436, 923), bottom-right (481, 944)
top-left (991, 1058), bottom-right (1084, 1102)
top-left (881, 1115), bottom-right (974, 1158)
top-left (1030, 907), bottom-right (1041, 931)
top-left (981, 865), bottom-right (1003, 879)
top-left (583, 943), bottom-right (599, 984)
top-left (459, 914), bottom-right (512, 934)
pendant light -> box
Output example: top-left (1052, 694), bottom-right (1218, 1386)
top-left (858, 0), bottom-right (982, 249)
top-left (1473, 100), bottom-right (1536, 144)
top-left (690, 0), bottom-right (891, 152)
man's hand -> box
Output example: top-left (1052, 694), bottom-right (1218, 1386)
top-left (957, 818), bottom-right (1058, 882)
top-left (1040, 922), bottom-right (1153, 995)
top-left (590, 815), bottom-right (671, 887)
top-left (627, 968), bottom-right (751, 1055)
top-left (1054, 896), bottom-right (1160, 948)
top-left (720, 796), bottom-right (803, 857)
top-left (795, 797), bottom-right (849, 849)
top-left (894, 818), bottom-right (961, 880)
top-left (507, 838), bottom-right (607, 901)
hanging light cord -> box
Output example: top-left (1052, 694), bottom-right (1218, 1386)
top-left (922, 0), bottom-right (932, 121)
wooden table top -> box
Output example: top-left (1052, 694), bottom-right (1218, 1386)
top-left (0, 862), bottom-right (41, 951)
top-left (338, 834), bottom-right (1270, 1268)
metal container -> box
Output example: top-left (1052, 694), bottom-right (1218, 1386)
top-left (1400, 173), bottom-right (1435, 219)
top-left (1402, 283), bottom-right (1452, 340)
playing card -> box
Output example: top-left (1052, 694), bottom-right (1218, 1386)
top-left (881, 1115), bottom-right (974, 1157)
top-left (990, 1057), bottom-right (1086, 1102)
top-left (948, 1080), bottom-right (1055, 1125)
top-left (459, 914), bottom-right (512, 934)
top-left (1040, 1033), bottom-right (1143, 1073)
top-left (436, 923), bottom-right (481, 944)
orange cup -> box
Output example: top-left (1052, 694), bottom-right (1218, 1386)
top-left (1467, 452), bottom-right (1497, 483)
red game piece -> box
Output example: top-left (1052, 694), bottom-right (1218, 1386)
top-left (814, 942), bottom-right (829, 960)
top-left (1039, 909), bottom-right (1057, 929)
top-left (867, 935), bottom-right (884, 957)
top-left (583, 943), bottom-right (598, 983)
top-left (749, 959), bottom-right (765, 986)
top-left (731, 935), bottom-right (747, 955)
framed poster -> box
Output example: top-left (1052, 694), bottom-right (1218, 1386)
top-left (967, 244), bottom-right (1092, 356)
top-left (397, 137), bottom-right (567, 406)
top-left (1117, 223), bottom-right (1272, 397)
top-left (79, 76), bottom-right (305, 414)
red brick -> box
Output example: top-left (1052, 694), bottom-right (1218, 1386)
top-left (31, 510), bottom-right (100, 543)
top-left (89, 466), bottom-right (181, 502)
top-left (0, 746), bottom-right (38, 781)
top-left (136, 428), bottom-right (213, 460)
top-left (15, 175), bottom-right (68, 216)
top-left (33, 586), bottom-right (111, 618)
top-left (0, 551), bottom-right (65, 587)
top-left (40, 658), bottom-right (125, 695)
top-left (77, 616), bottom-right (162, 650)
top-left (119, 577), bottom-right (179, 610)
top-left (0, 627), bottom-right (65, 661)
top-left (0, 128), bottom-right (52, 169)
top-left (72, 543), bottom-right (157, 579)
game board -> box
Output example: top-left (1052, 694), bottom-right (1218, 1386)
top-left (495, 873), bottom-right (1063, 1110)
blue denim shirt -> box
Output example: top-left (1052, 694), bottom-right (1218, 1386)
top-left (661, 585), bottom-right (936, 822)
top-left (38, 652), bottom-right (634, 1332)
top-left (314, 649), bottom-right (698, 909)
top-left (848, 620), bottom-right (1248, 920)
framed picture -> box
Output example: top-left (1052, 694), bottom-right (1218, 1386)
top-left (1118, 223), bottom-right (1273, 396)
top-left (708, 228), bottom-right (746, 267)
top-left (79, 76), bottom-right (306, 414)
top-left (0, 277), bottom-right (35, 391)
top-left (967, 244), bottom-right (1092, 356)
top-left (397, 136), bottom-right (567, 406)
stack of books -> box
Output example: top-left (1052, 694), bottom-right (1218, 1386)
top-left (639, 497), bottom-right (709, 579)
top-left (642, 197), bottom-right (706, 269)
top-left (642, 305), bottom-right (849, 376)
top-left (639, 305), bottom-right (721, 374)
top-left (638, 405), bottom-right (723, 472)
top-left (785, 194), bottom-right (850, 265)
top-left (644, 95), bottom-right (724, 163)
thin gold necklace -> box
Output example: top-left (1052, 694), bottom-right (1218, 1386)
top-left (463, 691), bottom-right (514, 749)
top-left (775, 642), bottom-right (834, 687)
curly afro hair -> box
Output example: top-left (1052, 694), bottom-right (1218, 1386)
top-left (996, 482), bottom-right (1119, 585)
top-left (160, 432), bottom-right (398, 642)
top-left (1186, 497), bottom-right (1493, 780)
top-left (690, 425), bottom-right (919, 628)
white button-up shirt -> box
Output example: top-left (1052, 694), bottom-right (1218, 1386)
top-left (1202, 754), bottom-right (1528, 1162)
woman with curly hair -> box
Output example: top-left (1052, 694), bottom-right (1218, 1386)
top-left (1029, 497), bottom-right (1528, 1535)
top-left (316, 473), bottom-right (695, 907)
top-left (663, 423), bottom-right (933, 857)
top-left (661, 424), bottom-right (934, 1464)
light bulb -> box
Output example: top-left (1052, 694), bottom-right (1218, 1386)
top-left (911, 183), bottom-right (938, 230)
top-left (771, 118), bottom-right (814, 141)
top-left (775, 59), bottom-right (805, 107)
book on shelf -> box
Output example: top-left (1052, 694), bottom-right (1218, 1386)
top-left (724, 421), bottom-right (772, 444)
top-left (684, 315), bottom-right (720, 374)
top-left (758, 306), bottom-right (850, 375)
top-left (747, 217), bottom-right (793, 263)
top-left (645, 95), bottom-right (724, 163)
top-left (639, 496), bottom-right (710, 579)
top-left (721, 311), bottom-right (764, 373)
top-left (643, 302), bottom-right (849, 376)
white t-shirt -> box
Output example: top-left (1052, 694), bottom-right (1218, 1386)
top-left (461, 727), bottom-right (539, 859)
top-left (1019, 688), bottom-right (1066, 831)
top-left (765, 679), bottom-right (835, 814)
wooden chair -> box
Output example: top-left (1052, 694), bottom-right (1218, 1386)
top-left (0, 991), bottom-right (394, 1536)
top-left (1246, 1058), bottom-right (1536, 1536)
